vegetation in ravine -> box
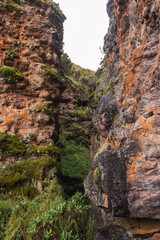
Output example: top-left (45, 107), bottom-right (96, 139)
top-left (0, 51), bottom-right (97, 238)
top-left (0, 133), bottom-right (95, 239)
top-left (59, 53), bottom-right (97, 196)
top-left (59, 134), bottom-right (90, 196)
top-left (61, 53), bottom-right (96, 101)
top-left (0, 184), bottom-right (96, 240)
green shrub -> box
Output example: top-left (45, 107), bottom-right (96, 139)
top-left (1, 192), bottom-right (96, 239)
top-left (61, 144), bottom-right (90, 181)
top-left (60, 143), bottom-right (90, 195)
top-left (0, 200), bottom-right (12, 240)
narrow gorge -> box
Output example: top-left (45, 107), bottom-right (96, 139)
top-left (0, 0), bottom-right (159, 239)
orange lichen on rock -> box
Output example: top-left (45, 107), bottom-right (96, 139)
top-left (127, 158), bottom-right (136, 182)
top-left (20, 110), bottom-right (32, 127)
top-left (0, 0), bottom-right (65, 163)
top-left (135, 116), bottom-right (154, 139)
top-left (85, 0), bottom-right (160, 223)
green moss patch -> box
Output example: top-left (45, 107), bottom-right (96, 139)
top-left (0, 132), bottom-right (60, 160)
top-left (5, 50), bottom-right (19, 61)
top-left (0, 66), bottom-right (24, 84)
top-left (42, 65), bottom-right (59, 78)
top-left (0, 131), bottom-right (61, 198)
top-left (0, 157), bottom-right (57, 190)
top-left (64, 123), bottom-right (91, 147)
top-left (114, 113), bottom-right (120, 121)
top-left (93, 168), bottom-right (100, 186)
top-left (32, 106), bottom-right (53, 122)
top-left (75, 107), bottom-right (92, 121)
top-left (64, 74), bottom-right (83, 92)
top-left (28, 145), bottom-right (60, 156)
top-left (0, 0), bottom-right (24, 15)
top-left (35, 106), bottom-right (52, 116)
top-left (0, 133), bottom-right (26, 158)
top-left (93, 167), bottom-right (102, 191)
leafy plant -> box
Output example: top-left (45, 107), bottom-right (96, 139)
top-left (1, 192), bottom-right (96, 239)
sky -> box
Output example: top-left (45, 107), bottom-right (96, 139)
top-left (55, 0), bottom-right (109, 71)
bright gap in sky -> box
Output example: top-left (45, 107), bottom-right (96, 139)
top-left (55, 0), bottom-right (109, 71)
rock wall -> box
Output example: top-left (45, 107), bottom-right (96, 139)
top-left (0, 0), bottom-right (65, 197)
top-left (85, 0), bottom-right (160, 225)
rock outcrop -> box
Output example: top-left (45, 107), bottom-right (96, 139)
top-left (84, 0), bottom-right (159, 225)
top-left (0, 0), bottom-right (65, 197)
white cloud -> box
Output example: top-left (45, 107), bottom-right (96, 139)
top-left (55, 0), bottom-right (109, 71)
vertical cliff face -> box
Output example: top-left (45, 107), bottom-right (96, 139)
top-left (0, 0), bottom-right (65, 147)
top-left (0, 0), bottom-right (65, 197)
top-left (85, 0), bottom-right (159, 223)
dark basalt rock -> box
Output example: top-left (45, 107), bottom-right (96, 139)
top-left (93, 93), bottom-right (118, 136)
top-left (96, 225), bottom-right (131, 240)
top-left (98, 150), bottom-right (128, 217)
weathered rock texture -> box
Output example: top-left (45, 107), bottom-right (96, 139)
top-left (85, 0), bottom-right (160, 224)
top-left (0, 0), bottom-right (65, 149)
top-left (0, 0), bottom-right (65, 196)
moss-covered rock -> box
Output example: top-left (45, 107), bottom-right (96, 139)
top-left (0, 66), bottom-right (24, 84)
top-left (42, 65), bottom-right (58, 78)
top-left (5, 50), bottom-right (19, 61)
top-left (0, 132), bottom-right (60, 161)
top-left (0, 157), bottom-right (57, 197)
top-left (28, 145), bottom-right (60, 157)
top-left (61, 123), bottom-right (90, 147)
top-left (35, 106), bottom-right (52, 115)
top-left (0, 0), bottom-right (24, 15)
top-left (93, 167), bottom-right (101, 190)
top-left (64, 74), bottom-right (83, 92)
top-left (75, 107), bottom-right (92, 121)
top-left (0, 133), bottom-right (27, 158)
top-left (0, 131), bottom-right (61, 198)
